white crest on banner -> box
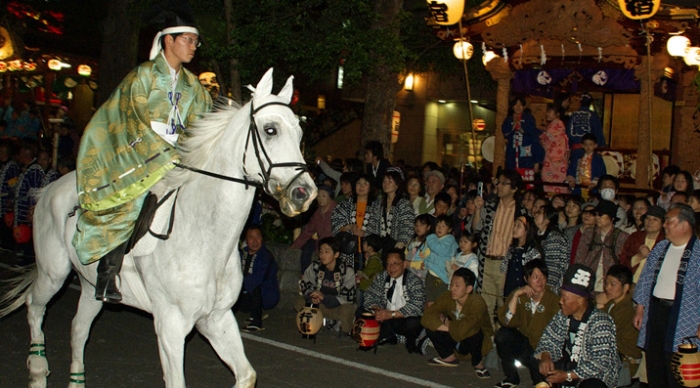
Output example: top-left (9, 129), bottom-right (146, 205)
top-left (537, 70), bottom-right (552, 85)
top-left (592, 70), bottom-right (608, 85)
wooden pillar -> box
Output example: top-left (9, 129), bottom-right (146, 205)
top-left (633, 53), bottom-right (667, 189)
top-left (486, 58), bottom-right (512, 175)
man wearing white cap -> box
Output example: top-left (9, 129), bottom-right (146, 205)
top-left (74, 5), bottom-right (212, 303)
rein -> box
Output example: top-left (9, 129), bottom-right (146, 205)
top-left (174, 100), bottom-right (308, 194)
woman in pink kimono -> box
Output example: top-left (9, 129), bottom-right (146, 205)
top-left (540, 103), bottom-right (569, 194)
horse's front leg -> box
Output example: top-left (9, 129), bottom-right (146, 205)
top-left (152, 310), bottom-right (192, 388)
top-left (68, 277), bottom-right (104, 388)
top-left (195, 309), bottom-right (256, 388)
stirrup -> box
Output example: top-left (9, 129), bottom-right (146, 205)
top-left (98, 274), bottom-right (122, 304)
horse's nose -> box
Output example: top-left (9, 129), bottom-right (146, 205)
top-left (292, 186), bottom-right (310, 203)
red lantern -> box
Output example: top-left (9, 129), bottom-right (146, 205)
top-left (4, 211), bottom-right (13, 228)
top-left (352, 312), bottom-right (380, 350)
top-left (672, 340), bottom-right (700, 387)
top-left (13, 224), bottom-right (31, 244)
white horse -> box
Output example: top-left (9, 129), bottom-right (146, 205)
top-left (0, 68), bottom-right (317, 388)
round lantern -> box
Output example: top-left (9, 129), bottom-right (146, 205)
top-left (4, 211), bottom-right (13, 228)
top-left (427, 0), bottom-right (465, 26)
top-left (672, 339), bottom-right (700, 387)
top-left (668, 36), bottom-right (691, 57)
top-left (296, 303), bottom-right (323, 339)
top-left (684, 47), bottom-right (700, 66)
top-left (13, 224), bottom-right (31, 244)
top-left (453, 40), bottom-right (474, 60)
top-left (351, 312), bottom-right (380, 350)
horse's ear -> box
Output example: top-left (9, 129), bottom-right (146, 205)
top-left (253, 68), bottom-right (274, 100)
top-left (278, 76), bottom-right (294, 104)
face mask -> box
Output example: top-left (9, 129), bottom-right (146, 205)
top-left (600, 188), bottom-right (616, 201)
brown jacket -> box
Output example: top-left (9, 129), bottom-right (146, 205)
top-left (422, 291), bottom-right (494, 356)
top-left (574, 227), bottom-right (629, 280)
top-left (603, 288), bottom-right (642, 359)
top-left (497, 287), bottom-right (560, 349)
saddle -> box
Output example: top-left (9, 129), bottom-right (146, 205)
top-left (130, 190), bottom-right (178, 257)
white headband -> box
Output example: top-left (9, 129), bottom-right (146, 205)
top-left (149, 26), bottom-right (200, 60)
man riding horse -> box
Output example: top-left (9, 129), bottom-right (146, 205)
top-left (74, 7), bottom-right (212, 303)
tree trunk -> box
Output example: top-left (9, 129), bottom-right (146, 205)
top-left (361, 0), bottom-right (404, 160)
top-left (224, 0), bottom-right (242, 103)
top-left (98, 0), bottom-right (139, 106)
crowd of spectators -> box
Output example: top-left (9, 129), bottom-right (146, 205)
top-left (285, 137), bottom-right (700, 387)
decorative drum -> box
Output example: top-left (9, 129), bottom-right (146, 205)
top-left (672, 339), bottom-right (700, 387)
top-left (296, 303), bottom-right (323, 339)
top-left (352, 312), bottom-right (380, 350)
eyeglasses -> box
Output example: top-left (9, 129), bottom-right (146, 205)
top-left (178, 35), bottom-right (201, 47)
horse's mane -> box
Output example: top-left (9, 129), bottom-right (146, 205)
top-left (164, 98), bottom-right (243, 187)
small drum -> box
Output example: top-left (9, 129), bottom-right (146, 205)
top-left (352, 312), bottom-right (380, 350)
top-left (296, 304), bottom-right (323, 339)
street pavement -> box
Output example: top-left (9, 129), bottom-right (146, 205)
top-left (0, 255), bottom-right (526, 388)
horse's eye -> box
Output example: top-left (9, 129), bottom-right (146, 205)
top-left (264, 126), bottom-right (277, 136)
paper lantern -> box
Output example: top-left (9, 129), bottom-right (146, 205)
top-left (482, 50), bottom-right (498, 65)
top-left (668, 36), bottom-right (691, 57)
top-left (672, 341), bottom-right (700, 387)
top-left (77, 65), bottom-right (91, 77)
top-left (296, 303), bottom-right (323, 339)
top-left (351, 313), bottom-right (380, 350)
top-left (453, 40), bottom-right (474, 60)
top-left (0, 61), bottom-right (6, 73)
top-left (0, 27), bottom-right (14, 60)
top-left (617, 0), bottom-right (660, 20)
top-left (13, 225), bottom-right (31, 244)
top-left (404, 73), bottom-right (414, 91)
top-left (8, 59), bottom-right (21, 71)
top-left (427, 0), bottom-right (465, 26)
top-left (48, 59), bottom-right (62, 71)
top-left (23, 62), bottom-right (36, 71)
top-left (684, 47), bottom-right (700, 66)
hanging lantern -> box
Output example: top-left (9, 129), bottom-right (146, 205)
top-left (352, 313), bottom-right (381, 351)
top-left (0, 27), bottom-right (14, 60)
top-left (8, 59), bottom-right (21, 71)
top-left (13, 225), bottom-right (32, 244)
top-left (77, 64), bottom-right (91, 77)
top-left (427, 0), bottom-right (465, 26)
top-left (617, 0), bottom-right (660, 20)
top-left (404, 73), bottom-right (414, 91)
top-left (684, 47), bottom-right (700, 66)
top-left (0, 61), bottom-right (6, 73)
top-left (482, 50), bottom-right (498, 65)
top-left (296, 303), bottom-right (323, 339)
top-left (48, 59), bottom-right (62, 71)
top-left (453, 40), bottom-right (474, 60)
top-left (23, 61), bottom-right (36, 72)
top-left (671, 339), bottom-right (700, 387)
top-left (668, 36), bottom-right (691, 57)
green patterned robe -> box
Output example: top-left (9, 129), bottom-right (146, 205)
top-left (73, 53), bottom-right (212, 264)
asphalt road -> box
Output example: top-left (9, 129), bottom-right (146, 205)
top-left (0, 261), bottom-right (521, 388)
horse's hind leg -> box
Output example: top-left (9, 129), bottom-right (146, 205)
top-left (26, 261), bottom-right (72, 388)
top-left (67, 277), bottom-right (104, 388)
top-left (196, 310), bottom-right (256, 388)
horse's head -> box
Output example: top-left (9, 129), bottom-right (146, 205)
top-left (244, 68), bottom-right (317, 216)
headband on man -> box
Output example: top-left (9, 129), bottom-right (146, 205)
top-left (149, 26), bottom-right (200, 60)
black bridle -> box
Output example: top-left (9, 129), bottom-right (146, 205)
top-left (174, 100), bottom-right (308, 195)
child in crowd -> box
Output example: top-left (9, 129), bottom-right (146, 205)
top-left (421, 268), bottom-right (493, 378)
top-left (356, 234), bottom-right (384, 306)
top-left (424, 214), bottom-right (458, 303)
top-left (565, 133), bottom-right (606, 198)
top-left (433, 192), bottom-right (452, 217)
top-left (294, 236), bottom-right (356, 335)
top-left (602, 265), bottom-right (641, 376)
top-left (406, 213), bottom-right (434, 281)
top-left (447, 231), bottom-right (479, 282)
top-left (502, 215), bottom-right (542, 298)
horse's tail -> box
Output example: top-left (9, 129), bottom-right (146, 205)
top-left (0, 264), bottom-right (38, 317)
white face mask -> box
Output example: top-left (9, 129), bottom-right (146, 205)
top-left (600, 188), bottom-right (616, 201)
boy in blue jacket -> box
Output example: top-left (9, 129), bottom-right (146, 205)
top-left (424, 215), bottom-right (458, 303)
